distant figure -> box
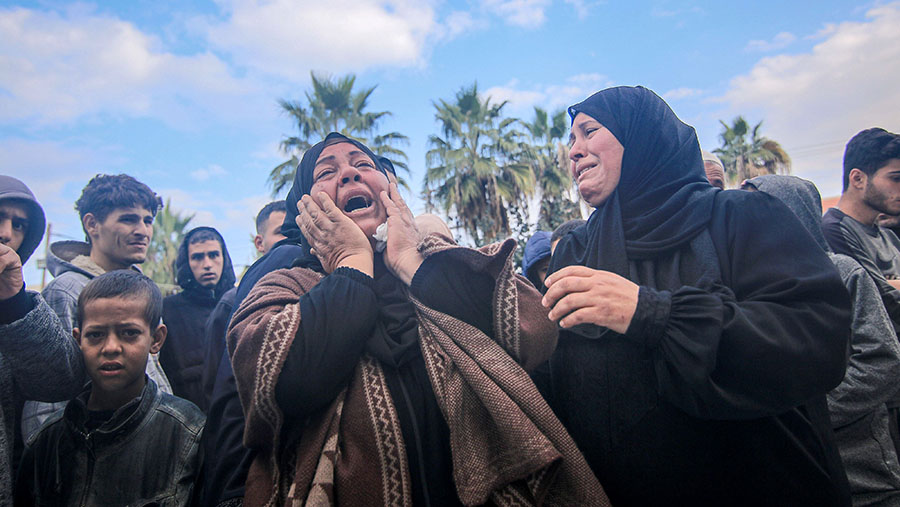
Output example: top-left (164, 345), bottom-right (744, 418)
top-left (16, 271), bottom-right (204, 506)
top-left (0, 176), bottom-right (85, 505)
top-left (23, 174), bottom-right (172, 442)
top-left (160, 226), bottom-right (235, 410)
top-left (748, 174), bottom-right (900, 506)
top-left (551, 219), bottom-right (586, 254)
top-left (522, 230), bottom-right (551, 291)
top-left (201, 201), bottom-right (286, 409)
top-left (701, 150), bottom-right (726, 190)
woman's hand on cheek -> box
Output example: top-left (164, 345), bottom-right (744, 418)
top-left (541, 266), bottom-right (639, 335)
top-left (296, 193), bottom-right (374, 275)
top-left (379, 183), bottom-right (425, 285)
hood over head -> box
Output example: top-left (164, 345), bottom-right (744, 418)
top-left (174, 226), bottom-right (236, 299)
top-left (280, 132), bottom-right (389, 271)
top-left (748, 174), bottom-right (829, 252)
top-left (0, 175), bottom-right (46, 263)
top-left (522, 231), bottom-right (551, 284)
top-left (551, 86), bottom-right (719, 280)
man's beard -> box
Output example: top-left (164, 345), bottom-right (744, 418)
top-left (864, 181), bottom-right (899, 216)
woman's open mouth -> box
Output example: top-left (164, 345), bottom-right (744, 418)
top-left (343, 195), bottom-right (373, 213)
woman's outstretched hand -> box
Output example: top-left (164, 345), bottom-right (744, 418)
top-left (542, 265), bottom-right (639, 334)
top-left (296, 192), bottom-right (374, 275)
top-left (379, 183), bottom-right (425, 285)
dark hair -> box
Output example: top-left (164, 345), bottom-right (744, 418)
top-left (843, 128), bottom-right (900, 191)
top-left (188, 228), bottom-right (222, 246)
top-left (75, 174), bottom-right (162, 242)
top-left (551, 219), bottom-right (587, 245)
top-left (255, 200), bottom-right (286, 234)
top-left (77, 270), bottom-right (163, 329)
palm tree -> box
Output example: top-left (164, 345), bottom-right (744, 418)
top-left (714, 116), bottom-right (792, 186)
top-left (423, 83), bottom-right (534, 245)
top-left (269, 72), bottom-right (410, 195)
top-left (523, 107), bottom-right (581, 231)
top-left (143, 199), bottom-right (194, 290)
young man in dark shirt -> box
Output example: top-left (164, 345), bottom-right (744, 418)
top-left (823, 127), bottom-right (900, 328)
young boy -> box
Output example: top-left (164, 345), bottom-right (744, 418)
top-left (15, 271), bottom-right (204, 506)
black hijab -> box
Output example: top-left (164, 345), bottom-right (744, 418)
top-left (549, 86), bottom-right (718, 279)
top-left (279, 132), bottom-right (389, 271)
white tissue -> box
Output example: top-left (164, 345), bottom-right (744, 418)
top-left (373, 222), bottom-right (388, 252)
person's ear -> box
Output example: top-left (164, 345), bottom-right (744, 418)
top-left (254, 234), bottom-right (265, 253)
top-left (73, 327), bottom-right (82, 348)
top-left (82, 213), bottom-right (99, 240)
top-left (150, 323), bottom-right (167, 354)
top-left (849, 168), bottom-right (867, 190)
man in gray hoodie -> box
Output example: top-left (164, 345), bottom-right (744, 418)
top-left (0, 175), bottom-right (85, 506)
top-left (21, 174), bottom-right (172, 442)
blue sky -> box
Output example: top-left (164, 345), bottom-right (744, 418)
top-left (2, 0), bottom-right (899, 285)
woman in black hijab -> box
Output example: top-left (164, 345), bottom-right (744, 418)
top-left (227, 133), bottom-right (606, 506)
top-left (542, 86), bottom-right (852, 506)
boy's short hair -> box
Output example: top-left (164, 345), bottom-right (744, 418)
top-left (843, 128), bottom-right (900, 191)
top-left (77, 271), bottom-right (163, 329)
top-left (551, 219), bottom-right (587, 245)
top-left (75, 174), bottom-right (162, 242)
top-left (187, 228), bottom-right (222, 246)
top-left (255, 201), bottom-right (286, 234)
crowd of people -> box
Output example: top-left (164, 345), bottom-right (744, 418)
top-left (1, 85), bottom-right (900, 506)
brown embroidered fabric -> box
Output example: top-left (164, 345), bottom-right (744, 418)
top-left (228, 235), bottom-right (610, 506)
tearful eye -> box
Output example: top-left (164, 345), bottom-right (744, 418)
top-left (344, 196), bottom-right (371, 212)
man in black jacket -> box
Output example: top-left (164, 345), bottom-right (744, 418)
top-left (160, 227), bottom-right (235, 411)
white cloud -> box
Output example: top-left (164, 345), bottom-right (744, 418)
top-left (663, 87), bottom-right (704, 100)
top-left (481, 0), bottom-right (551, 28)
top-left (483, 73), bottom-right (615, 115)
top-left (200, 0), bottom-right (443, 81)
top-left (745, 31), bottom-right (796, 52)
top-left (0, 6), bottom-right (259, 126)
top-left (721, 2), bottom-right (900, 197)
top-left (190, 164), bottom-right (228, 182)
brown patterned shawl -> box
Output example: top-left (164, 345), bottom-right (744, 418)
top-left (228, 235), bottom-right (609, 506)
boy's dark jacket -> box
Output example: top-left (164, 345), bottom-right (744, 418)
top-left (161, 227), bottom-right (235, 410)
top-left (15, 378), bottom-right (205, 506)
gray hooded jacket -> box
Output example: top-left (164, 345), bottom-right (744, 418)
top-left (750, 175), bottom-right (900, 506)
top-left (0, 177), bottom-right (84, 506)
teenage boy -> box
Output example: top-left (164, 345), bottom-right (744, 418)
top-left (16, 270), bottom-right (204, 506)
top-left (160, 227), bottom-right (235, 409)
top-left (0, 176), bottom-right (85, 505)
top-left (21, 174), bottom-right (172, 441)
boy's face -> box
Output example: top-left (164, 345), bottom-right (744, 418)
top-left (188, 239), bottom-right (224, 288)
top-left (74, 296), bottom-right (166, 411)
top-left (254, 210), bottom-right (286, 254)
top-left (0, 200), bottom-right (30, 253)
top-left (84, 206), bottom-right (154, 269)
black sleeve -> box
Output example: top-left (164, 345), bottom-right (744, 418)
top-left (201, 289), bottom-right (236, 411)
top-left (624, 193), bottom-right (852, 420)
top-left (274, 267), bottom-right (379, 419)
top-left (408, 250), bottom-right (495, 337)
top-left (0, 285), bottom-right (33, 325)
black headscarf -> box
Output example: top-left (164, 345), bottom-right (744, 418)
top-left (280, 132), bottom-right (389, 271)
top-left (549, 86), bottom-right (719, 278)
top-left (748, 175), bottom-right (830, 252)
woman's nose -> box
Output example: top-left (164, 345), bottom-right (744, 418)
top-left (569, 139), bottom-right (585, 161)
top-left (340, 170), bottom-right (362, 185)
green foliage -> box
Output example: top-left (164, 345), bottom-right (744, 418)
top-left (143, 198), bottom-right (194, 287)
top-left (423, 83), bottom-right (535, 246)
top-left (522, 107), bottom-right (581, 231)
top-left (270, 72), bottom-right (410, 195)
top-left (714, 116), bottom-right (791, 186)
